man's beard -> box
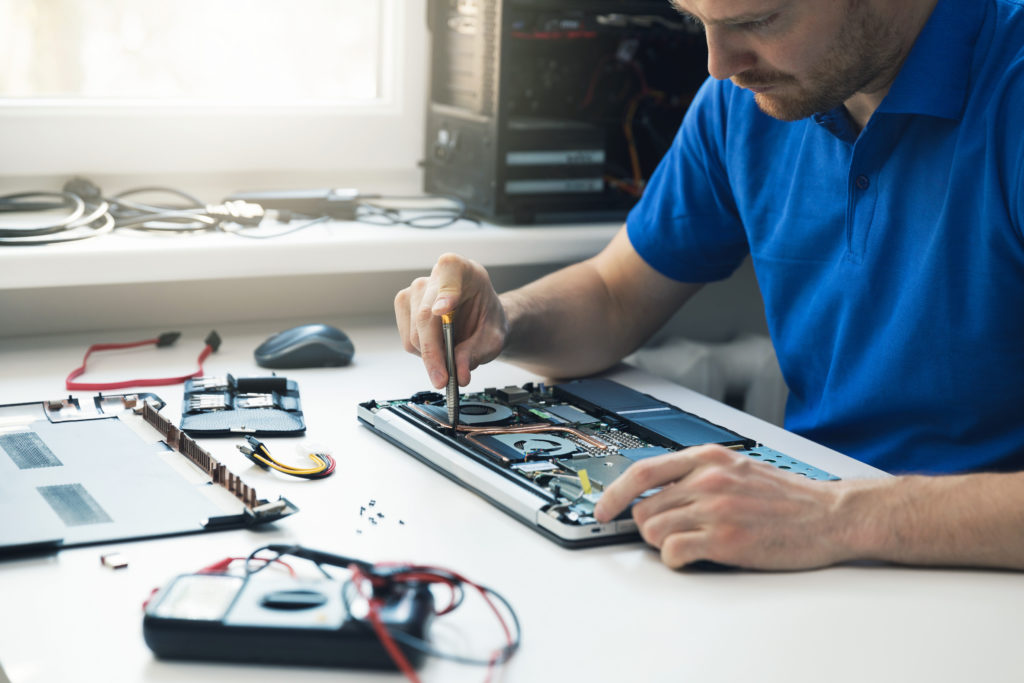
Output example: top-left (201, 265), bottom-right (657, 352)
top-left (733, 1), bottom-right (904, 121)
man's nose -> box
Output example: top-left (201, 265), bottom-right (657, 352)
top-left (705, 26), bottom-right (756, 80)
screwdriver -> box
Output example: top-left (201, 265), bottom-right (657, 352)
top-left (441, 312), bottom-right (460, 431)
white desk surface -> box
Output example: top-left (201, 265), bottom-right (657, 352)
top-left (0, 319), bottom-right (1021, 683)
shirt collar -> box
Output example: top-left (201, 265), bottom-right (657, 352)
top-left (875, 0), bottom-right (986, 120)
top-left (811, 0), bottom-right (986, 141)
top-left (812, 108), bottom-right (859, 144)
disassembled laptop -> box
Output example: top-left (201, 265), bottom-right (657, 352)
top-left (360, 378), bottom-right (838, 547)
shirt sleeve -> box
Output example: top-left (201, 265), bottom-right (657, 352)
top-left (626, 77), bottom-right (750, 282)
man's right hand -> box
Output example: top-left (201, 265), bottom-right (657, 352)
top-left (394, 253), bottom-right (510, 389)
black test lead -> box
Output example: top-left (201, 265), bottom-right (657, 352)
top-left (441, 312), bottom-right (460, 433)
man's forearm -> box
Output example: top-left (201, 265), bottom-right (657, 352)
top-left (837, 471), bottom-right (1024, 568)
top-left (496, 227), bottom-right (703, 379)
top-left (499, 260), bottom-right (628, 378)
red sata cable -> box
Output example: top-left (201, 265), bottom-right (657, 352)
top-left (65, 330), bottom-right (221, 391)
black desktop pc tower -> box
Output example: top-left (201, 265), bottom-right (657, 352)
top-left (423, 0), bottom-right (709, 224)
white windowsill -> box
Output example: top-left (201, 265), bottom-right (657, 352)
top-left (0, 218), bottom-right (619, 291)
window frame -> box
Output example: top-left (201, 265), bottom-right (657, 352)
top-left (0, 0), bottom-right (428, 178)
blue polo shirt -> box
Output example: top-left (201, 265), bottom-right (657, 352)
top-left (626, 0), bottom-right (1024, 475)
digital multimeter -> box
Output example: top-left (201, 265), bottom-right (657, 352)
top-left (143, 572), bottom-right (434, 669)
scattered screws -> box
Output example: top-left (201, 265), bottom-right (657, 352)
top-left (355, 498), bottom-right (405, 533)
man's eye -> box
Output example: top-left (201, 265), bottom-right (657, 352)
top-left (744, 14), bottom-right (778, 30)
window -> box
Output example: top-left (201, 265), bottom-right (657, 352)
top-left (0, 0), bottom-right (383, 103)
top-left (0, 0), bottom-right (428, 176)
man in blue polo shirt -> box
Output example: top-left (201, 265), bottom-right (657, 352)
top-left (395, 0), bottom-right (1024, 570)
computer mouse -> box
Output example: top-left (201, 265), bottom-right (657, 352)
top-left (254, 323), bottom-right (355, 369)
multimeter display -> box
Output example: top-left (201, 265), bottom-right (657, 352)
top-left (149, 574), bottom-right (244, 621)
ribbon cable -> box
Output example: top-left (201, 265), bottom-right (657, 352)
top-left (65, 330), bottom-right (221, 391)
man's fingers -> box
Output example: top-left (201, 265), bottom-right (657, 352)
top-left (594, 445), bottom-right (742, 523)
top-left (397, 253), bottom-right (502, 390)
top-left (418, 319), bottom-right (447, 388)
top-left (416, 255), bottom-right (479, 387)
top-left (429, 253), bottom-right (472, 315)
top-left (594, 449), bottom-right (704, 523)
top-left (453, 343), bottom-right (473, 387)
top-left (394, 288), bottom-right (414, 352)
top-left (659, 531), bottom-right (709, 569)
top-left (630, 478), bottom-right (696, 529)
top-left (395, 276), bottom-right (430, 353)
top-left (408, 276), bottom-right (449, 388)
top-left (624, 496), bottom-right (714, 568)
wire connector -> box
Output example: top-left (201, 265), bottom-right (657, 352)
top-left (234, 435), bottom-right (336, 479)
top-left (63, 176), bottom-right (104, 202)
top-left (237, 435), bottom-right (271, 469)
top-left (205, 200), bottom-right (265, 226)
top-left (156, 331), bottom-right (182, 347)
top-left (205, 330), bottom-right (222, 352)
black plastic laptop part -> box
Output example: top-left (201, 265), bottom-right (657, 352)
top-left (181, 374), bottom-right (305, 437)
